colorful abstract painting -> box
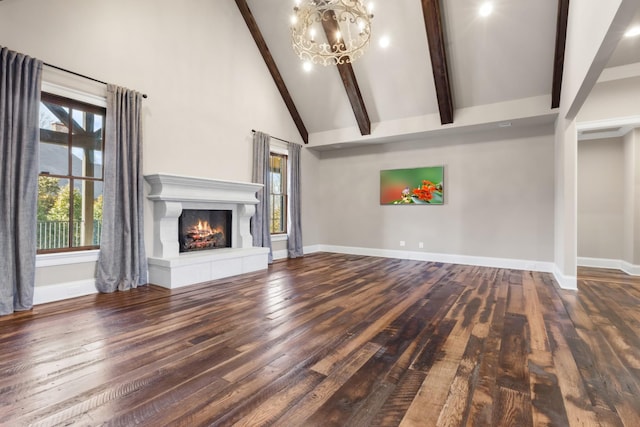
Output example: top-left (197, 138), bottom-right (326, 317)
top-left (380, 166), bottom-right (444, 205)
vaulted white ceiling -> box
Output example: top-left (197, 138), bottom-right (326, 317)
top-left (242, 1), bottom-right (640, 148)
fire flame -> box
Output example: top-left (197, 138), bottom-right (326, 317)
top-left (195, 220), bottom-right (211, 233)
top-left (187, 220), bottom-right (222, 239)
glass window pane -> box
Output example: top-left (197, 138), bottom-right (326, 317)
top-left (71, 109), bottom-right (103, 179)
top-left (41, 102), bottom-right (70, 132)
top-left (39, 102), bottom-right (61, 130)
top-left (39, 141), bottom-right (68, 175)
top-left (72, 109), bottom-right (85, 132)
top-left (40, 102), bottom-right (69, 175)
top-left (71, 180), bottom-right (103, 247)
top-left (37, 177), bottom-right (70, 250)
top-left (269, 194), bottom-right (286, 234)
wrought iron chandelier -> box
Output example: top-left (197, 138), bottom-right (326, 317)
top-left (291, 0), bottom-right (373, 66)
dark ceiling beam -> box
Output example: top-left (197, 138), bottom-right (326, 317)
top-left (552, 0), bottom-right (570, 109)
top-left (321, 11), bottom-right (371, 135)
top-left (421, 0), bottom-right (454, 125)
top-left (235, 0), bottom-right (309, 144)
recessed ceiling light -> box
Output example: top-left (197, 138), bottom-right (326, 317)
top-left (625, 25), bottom-right (640, 38)
top-left (302, 61), bottom-right (313, 72)
top-left (379, 35), bottom-right (390, 49)
top-left (498, 122), bottom-right (512, 128)
top-left (479, 2), bottom-right (493, 17)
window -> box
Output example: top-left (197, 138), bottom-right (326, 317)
top-left (37, 93), bottom-right (105, 253)
top-left (269, 152), bottom-right (287, 235)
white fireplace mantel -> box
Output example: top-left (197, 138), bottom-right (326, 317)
top-left (144, 173), bottom-right (269, 288)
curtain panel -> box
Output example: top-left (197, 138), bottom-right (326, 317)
top-left (251, 131), bottom-right (273, 263)
top-left (0, 47), bottom-right (42, 315)
top-left (287, 142), bottom-right (303, 258)
top-left (96, 84), bottom-right (148, 292)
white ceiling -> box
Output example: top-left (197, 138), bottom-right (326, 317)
top-left (607, 6), bottom-right (640, 68)
top-left (245, 1), bottom-right (640, 146)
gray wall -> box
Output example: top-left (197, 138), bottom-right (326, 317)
top-left (309, 124), bottom-right (556, 262)
top-left (577, 137), bottom-right (625, 259)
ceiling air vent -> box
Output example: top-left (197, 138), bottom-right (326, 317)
top-left (581, 127), bottom-right (621, 135)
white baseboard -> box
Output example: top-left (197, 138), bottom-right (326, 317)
top-left (303, 244), bottom-right (323, 255)
top-left (33, 279), bottom-right (97, 305)
top-left (272, 249), bottom-right (288, 260)
top-left (578, 257), bottom-right (640, 276)
top-left (31, 246), bottom-right (583, 306)
top-left (314, 244), bottom-right (556, 273)
top-left (552, 265), bottom-right (577, 290)
top-left (621, 260), bottom-right (640, 276)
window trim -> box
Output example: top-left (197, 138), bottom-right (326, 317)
top-left (42, 81), bottom-right (107, 108)
top-left (36, 77), bottom-right (107, 265)
top-left (36, 249), bottom-right (100, 267)
top-left (269, 148), bottom-right (288, 236)
top-left (271, 234), bottom-right (288, 242)
top-left (37, 92), bottom-right (106, 254)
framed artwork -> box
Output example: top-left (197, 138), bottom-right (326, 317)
top-left (380, 166), bottom-right (444, 205)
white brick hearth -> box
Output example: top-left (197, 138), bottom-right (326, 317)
top-left (144, 173), bottom-right (269, 288)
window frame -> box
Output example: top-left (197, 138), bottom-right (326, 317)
top-left (37, 92), bottom-right (106, 254)
top-left (269, 150), bottom-right (288, 236)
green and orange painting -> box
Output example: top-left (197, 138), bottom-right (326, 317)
top-left (380, 166), bottom-right (444, 205)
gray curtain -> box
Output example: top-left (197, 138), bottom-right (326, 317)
top-left (287, 142), bottom-right (303, 258)
top-left (0, 47), bottom-right (42, 315)
top-left (251, 131), bottom-right (272, 263)
top-left (0, 48), bottom-right (42, 315)
top-left (96, 84), bottom-right (147, 292)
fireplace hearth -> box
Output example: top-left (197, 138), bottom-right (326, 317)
top-left (179, 209), bottom-right (231, 252)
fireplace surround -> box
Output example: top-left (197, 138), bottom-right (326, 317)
top-left (144, 173), bottom-right (269, 288)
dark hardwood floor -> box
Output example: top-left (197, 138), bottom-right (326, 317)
top-left (1, 254), bottom-right (639, 426)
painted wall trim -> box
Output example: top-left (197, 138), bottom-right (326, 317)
top-left (32, 245), bottom-right (577, 307)
top-left (306, 243), bottom-right (557, 273)
top-left (36, 250), bottom-right (100, 267)
top-left (273, 249), bottom-right (288, 260)
top-left (578, 256), bottom-right (640, 276)
top-left (303, 245), bottom-right (323, 254)
top-left (553, 264), bottom-right (578, 290)
top-left (33, 279), bottom-right (97, 305)
top-left (622, 261), bottom-right (640, 276)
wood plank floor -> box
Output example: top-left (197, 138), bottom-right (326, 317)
top-left (1, 254), bottom-right (639, 426)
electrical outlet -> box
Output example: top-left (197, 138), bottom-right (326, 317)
top-left (419, 242), bottom-right (424, 248)
top-left (399, 241), bottom-right (406, 247)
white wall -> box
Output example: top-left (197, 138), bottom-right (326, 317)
top-left (300, 148), bottom-right (322, 247)
top-left (553, 0), bottom-right (639, 288)
top-left (560, 0), bottom-right (635, 119)
top-left (578, 75), bottom-right (640, 123)
top-left (312, 124), bottom-right (555, 262)
top-left (577, 69), bottom-right (640, 271)
top-left (0, 0), bottom-right (304, 289)
top-left (577, 137), bottom-right (625, 259)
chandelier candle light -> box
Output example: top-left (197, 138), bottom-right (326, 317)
top-left (291, 0), bottom-right (374, 66)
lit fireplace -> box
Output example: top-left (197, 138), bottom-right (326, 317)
top-left (145, 173), bottom-right (269, 289)
top-left (179, 209), bottom-right (231, 253)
